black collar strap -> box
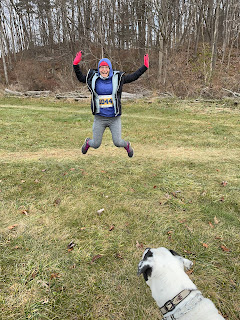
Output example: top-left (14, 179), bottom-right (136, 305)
top-left (160, 289), bottom-right (195, 316)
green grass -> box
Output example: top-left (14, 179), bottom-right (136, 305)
top-left (0, 96), bottom-right (239, 319)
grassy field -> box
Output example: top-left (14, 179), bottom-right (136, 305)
top-left (0, 96), bottom-right (239, 320)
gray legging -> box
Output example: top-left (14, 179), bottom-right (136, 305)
top-left (88, 115), bottom-right (128, 149)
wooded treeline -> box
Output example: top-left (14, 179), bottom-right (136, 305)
top-left (0, 0), bottom-right (239, 95)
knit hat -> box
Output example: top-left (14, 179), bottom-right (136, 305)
top-left (98, 58), bottom-right (113, 78)
top-left (99, 61), bottom-right (109, 67)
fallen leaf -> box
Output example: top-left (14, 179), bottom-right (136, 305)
top-left (41, 299), bottom-right (49, 305)
top-left (116, 253), bottom-right (123, 259)
top-left (202, 243), bottom-right (209, 248)
top-left (80, 227), bottom-right (86, 230)
top-left (31, 271), bottom-right (38, 279)
top-left (136, 241), bottom-right (144, 249)
top-left (186, 269), bottom-right (194, 275)
top-left (8, 224), bottom-right (18, 230)
top-left (20, 210), bottom-right (29, 215)
top-left (214, 216), bottom-right (220, 224)
top-left (179, 219), bottom-right (187, 223)
top-left (53, 198), bottom-right (61, 205)
top-left (215, 236), bottom-right (222, 240)
top-left (184, 224), bottom-right (193, 233)
top-left (171, 191), bottom-right (181, 198)
top-left (50, 273), bottom-right (60, 279)
top-left (70, 168), bottom-right (75, 171)
top-left (97, 208), bottom-right (104, 215)
top-left (109, 225), bottom-right (115, 231)
top-left (221, 245), bottom-right (231, 252)
top-left (91, 254), bottom-right (102, 264)
top-left (208, 222), bottom-right (214, 228)
top-left (183, 250), bottom-right (193, 255)
top-left (221, 181), bottom-right (228, 187)
top-left (37, 280), bottom-right (49, 290)
top-left (153, 185), bottom-right (157, 189)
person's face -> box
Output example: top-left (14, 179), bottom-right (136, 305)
top-left (99, 65), bottom-right (110, 77)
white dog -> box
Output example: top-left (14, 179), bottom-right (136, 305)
top-left (138, 247), bottom-right (225, 320)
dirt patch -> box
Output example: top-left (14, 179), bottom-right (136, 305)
top-left (1, 146), bottom-right (239, 163)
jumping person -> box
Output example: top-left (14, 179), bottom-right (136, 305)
top-left (73, 51), bottom-right (149, 157)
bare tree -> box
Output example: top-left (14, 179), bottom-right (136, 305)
top-left (0, 3), bottom-right (9, 84)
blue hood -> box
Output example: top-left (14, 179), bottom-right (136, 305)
top-left (98, 58), bottom-right (113, 78)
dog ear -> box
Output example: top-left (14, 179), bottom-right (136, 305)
top-left (169, 249), bottom-right (181, 256)
top-left (142, 248), bottom-right (153, 260)
top-left (138, 248), bottom-right (153, 281)
top-left (138, 262), bottom-right (152, 281)
top-left (170, 249), bottom-right (193, 270)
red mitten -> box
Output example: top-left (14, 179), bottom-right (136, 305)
top-left (144, 54), bottom-right (149, 68)
top-left (73, 51), bottom-right (82, 65)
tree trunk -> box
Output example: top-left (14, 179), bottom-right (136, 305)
top-left (210, 0), bottom-right (220, 80)
top-left (0, 21), bottom-right (9, 85)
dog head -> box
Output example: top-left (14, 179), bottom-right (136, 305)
top-left (138, 247), bottom-right (193, 283)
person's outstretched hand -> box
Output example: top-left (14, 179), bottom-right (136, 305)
top-left (73, 51), bottom-right (82, 65)
top-left (144, 54), bottom-right (149, 68)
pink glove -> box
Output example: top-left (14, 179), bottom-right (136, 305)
top-left (73, 51), bottom-right (82, 65)
top-left (144, 54), bottom-right (149, 68)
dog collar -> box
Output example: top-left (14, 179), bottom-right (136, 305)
top-left (160, 289), bottom-right (195, 316)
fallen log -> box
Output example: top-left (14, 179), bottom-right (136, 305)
top-left (5, 88), bottom-right (51, 97)
top-left (5, 88), bottom-right (23, 96)
top-left (55, 94), bottom-right (89, 99)
top-left (223, 88), bottom-right (240, 97)
top-left (25, 90), bottom-right (51, 96)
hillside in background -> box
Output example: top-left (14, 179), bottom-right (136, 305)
top-left (1, 0), bottom-right (239, 98)
top-left (1, 45), bottom-right (239, 99)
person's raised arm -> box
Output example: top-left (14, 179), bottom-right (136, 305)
top-left (73, 51), bottom-right (86, 83)
top-left (73, 51), bottom-right (82, 65)
top-left (123, 53), bottom-right (149, 84)
top-left (144, 53), bottom-right (149, 68)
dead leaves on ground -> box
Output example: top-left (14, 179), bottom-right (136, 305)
top-left (136, 240), bottom-right (144, 250)
top-left (202, 241), bottom-right (231, 253)
top-left (91, 254), bottom-right (103, 264)
top-left (7, 224), bottom-right (18, 230)
top-left (20, 209), bottom-right (29, 215)
top-left (220, 245), bottom-right (231, 252)
top-left (50, 273), bottom-right (61, 280)
top-left (221, 181), bottom-right (228, 187)
top-left (176, 216), bottom-right (231, 253)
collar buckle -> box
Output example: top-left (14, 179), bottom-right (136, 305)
top-left (164, 300), bottom-right (175, 312)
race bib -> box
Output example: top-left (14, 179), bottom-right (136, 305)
top-left (99, 95), bottom-right (113, 108)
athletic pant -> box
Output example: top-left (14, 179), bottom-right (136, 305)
top-left (88, 115), bottom-right (128, 149)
